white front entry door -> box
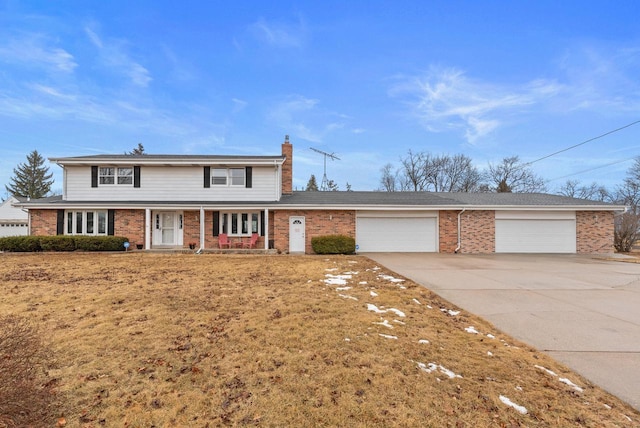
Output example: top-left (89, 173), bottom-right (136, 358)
top-left (289, 216), bottom-right (305, 253)
top-left (153, 211), bottom-right (183, 246)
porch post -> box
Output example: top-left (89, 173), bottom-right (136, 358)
top-left (264, 208), bottom-right (269, 250)
top-left (200, 206), bottom-right (205, 250)
top-left (145, 208), bottom-right (151, 250)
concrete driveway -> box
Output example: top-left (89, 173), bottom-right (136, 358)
top-left (365, 253), bottom-right (640, 411)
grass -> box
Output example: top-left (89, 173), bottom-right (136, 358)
top-left (0, 252), bottom-right (638, 427)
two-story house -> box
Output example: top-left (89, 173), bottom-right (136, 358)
top-left (18, 137), bottom-right (624, 254)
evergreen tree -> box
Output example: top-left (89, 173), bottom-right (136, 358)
top-left (306, 174), bottom-right (319, 191)
top-left (5, 150), bottom-right (54, 199)
top-left (126, 143), bottom-right (146, 155)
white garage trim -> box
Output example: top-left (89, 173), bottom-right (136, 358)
top-left (356, 211), bottom-right (438, 252)
top-left (495, 211), bottom-right (576, 253)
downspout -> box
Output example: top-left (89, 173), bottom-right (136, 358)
top-left (454, 208), bottom-right (466, 254)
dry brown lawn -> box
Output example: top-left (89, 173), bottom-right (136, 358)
top-left (1, 252), bottom-right (639, 427)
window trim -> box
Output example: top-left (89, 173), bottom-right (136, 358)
top-left (210, 167), bottom-right (246, 187)
top-left (98, 166), bottom-right (134, 186)
top-left (217, 210), bottom-right (261, 236)
top-left (65, 210), bottom-right (109, 236)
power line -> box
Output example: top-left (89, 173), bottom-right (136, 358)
top-left (547, 157), bottom-right (635, 182)
top-left (524, 119), bottom-right (640, 167)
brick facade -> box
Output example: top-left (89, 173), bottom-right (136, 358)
top-left (28, 207), bottom-right (616, 254)
top-left (439, 210), bottom-right (459, 253)
top-left (113, 209), bottom-right (145, 246)
top-left (30, 209), bottom-right (58, 236)
top-left (273, 210), bottom-right (356, 253)
top-left (576, 211), bottom-right (615, 253)
top-left (459, 210), bottom-right (495, 254)
top-left (281, 141), bottom-right (293, 195)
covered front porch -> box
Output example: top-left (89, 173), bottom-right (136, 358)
top-left (142, 207), bottom-right (273, 251)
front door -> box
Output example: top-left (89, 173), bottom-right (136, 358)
top-left (289, 216), bottom-right (305, 253)
top-left (153, 211), bottom-right (183, 247)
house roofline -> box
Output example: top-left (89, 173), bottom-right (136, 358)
top-left (15, 200), bottom-right (626, 212)
top-left (49, 155), bottom-right (285, 167)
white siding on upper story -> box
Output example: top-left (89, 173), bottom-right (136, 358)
top-left (64, 165), bottom-right (281, 202)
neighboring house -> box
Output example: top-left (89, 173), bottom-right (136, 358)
top-left (16, 138), bottom-right (625, 254)
top-left (0, 196), bottom-right (29, 237)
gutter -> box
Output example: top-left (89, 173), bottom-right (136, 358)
top-left (454, 208), bottom-right (466, 254)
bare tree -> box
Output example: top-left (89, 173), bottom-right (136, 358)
top-left (613, 158), bottom-right (640, 251)
top-left (485, 156), bottom-right (547, 193)
top-left (390, 151), bottom-right (483, 192)
top-left (399, 150), bottom-right (425, 191)
top-left (558, 180), bottom-right (611, 202)
top-left (379, 163), bottom-right (397, 192)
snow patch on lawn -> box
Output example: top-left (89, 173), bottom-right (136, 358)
top-left (416, 362), bottom-right (462, 379)
top-left (499, 395), bottom-right (527, 414)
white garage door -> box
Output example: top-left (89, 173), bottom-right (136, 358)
top-left (356, 214), bottom-right (437, 252)
top-left (495, 211), bottom-right (576, 253)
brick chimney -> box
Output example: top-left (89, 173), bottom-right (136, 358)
top-left (281, 135), bottom-right (293, 195)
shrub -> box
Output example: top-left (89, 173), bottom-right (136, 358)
top-left (0, 236), bottom-right (42, 252)
top-left (0, 236), bottom-right (129, 252)
top-left (311, 235), bottom-right (356, 254)
top-left (39, 236), bottom-right (76, 251)
top-left (0, 315), bottom-right (60, 427)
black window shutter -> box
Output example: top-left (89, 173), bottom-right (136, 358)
top-left (260, 211), bottom-right (265, 236)
top-left (91, 166), bottom-right (98, 188)
top-left (56, 210), bottom-right (65, 235)
top-left (134, 166), bottom-right (141, 188)
top-left (245, 166), bottom-right (252, 188)
top-left (213, 211), bottom-right (220, 236)
top-left (204, 166), bottom-right (211, 188)
top-left (108, 210), bottom-right (115, 236)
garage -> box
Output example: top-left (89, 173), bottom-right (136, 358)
top-left (495, 211), bottom-right (576, 253)
top-left (356, 212), bottom-right (437, 252)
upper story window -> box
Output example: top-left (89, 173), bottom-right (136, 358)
top-left (99, 167), bottom-right (133, 185)
top-left (211, 168), bottom-right (245, 186)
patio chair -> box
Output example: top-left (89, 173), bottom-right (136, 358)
top-left (218, 233), bottom-right (232, 249)
top-left (242, 233), bottom-right (259, 249)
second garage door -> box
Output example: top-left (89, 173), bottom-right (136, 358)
top-left (356, 213), bottom-right (437, 252)
top-left (495, 211), bottom-right (576, 253)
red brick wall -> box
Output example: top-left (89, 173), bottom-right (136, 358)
top-left (439, 210), bottom-right (459, 253)
top-left (183, 210), bottom-right (200, 248)
top-left (273, 210), bottom-right (355, 253)
top-left (30, 209), bottom-right (58, 236)
top-left (460, 210), bottom-right (495, 254)
top-left (576, 211), bottom-right (614, 253)
top-left (281, 141), bottom-right (293, 195)
top-left (114, 209), bottom-right (145, 246)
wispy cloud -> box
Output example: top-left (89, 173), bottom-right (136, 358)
top-left (390, 66), bottom-right (561, 143)
top-left (555, 44), bottom-right (640, 112)
top-left (0, 33), bottom-right (77, 73)
top-left (84, 26), bottom-right (152, 87)
top-left (249, 16), bottom-right (307, 48)
top-left (268, 95), bottom-right (346, 143)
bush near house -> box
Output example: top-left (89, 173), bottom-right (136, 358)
top-left (311, 234), bottom-right (356, 254)
top-left (0, 236), bottom-right (129, 252)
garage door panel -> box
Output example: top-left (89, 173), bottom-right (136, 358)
top-left (357, 216), bottom-right (437, 252)
top-left (496, 219), bottom-right (576, 253)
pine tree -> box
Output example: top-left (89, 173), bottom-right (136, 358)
top-left (5, 150), bottom-right (54, 199)
top-left (126, 143), bottom-right (146, 155)
top-left (306, 174), bottom-right (319, 191)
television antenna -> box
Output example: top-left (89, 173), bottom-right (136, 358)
top-left (309, 147), bottom-right (340, 190)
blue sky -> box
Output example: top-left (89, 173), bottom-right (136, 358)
top-left (1, 1), bottom-right (640, 194)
